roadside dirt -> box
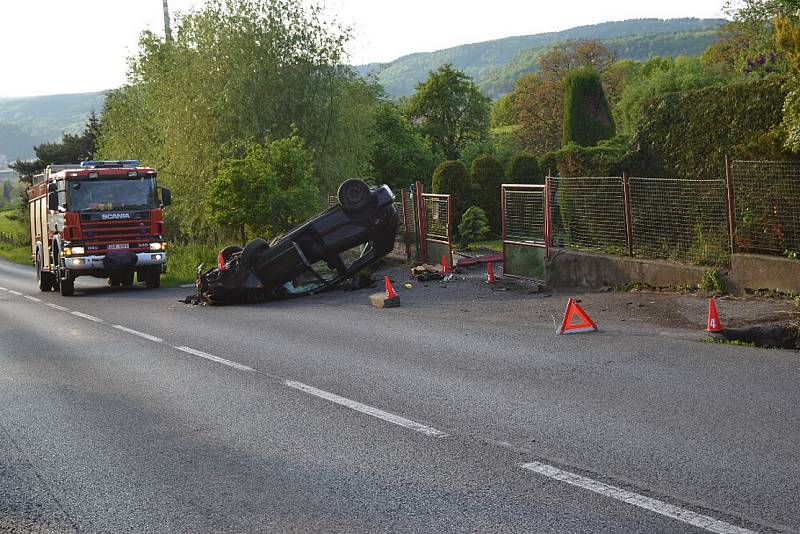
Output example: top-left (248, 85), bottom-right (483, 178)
top-left (368, 259), bottom-right (800, 340)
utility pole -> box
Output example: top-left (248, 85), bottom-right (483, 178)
top-left (162, 0), bottom-right (172, 41)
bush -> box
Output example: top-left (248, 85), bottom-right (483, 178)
top-left (563, 67), bottom-right (616, 147)
top-left (458, 206), bottom-right (491, 247)
top-left (431, 160), bottom-right (474, 232)
top-left (471, 155), bottom-right (504, 235)
top-left (508, 153), bottom-right (542, 184)
top-left (541, 136), bottom-right (629, 177)
top-left (620, 76), bottom-right (787, 179)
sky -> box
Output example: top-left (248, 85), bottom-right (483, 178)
top-left (0, 0), bottom-right (727, 98)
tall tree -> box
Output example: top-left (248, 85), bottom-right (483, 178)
top-left (97, 0), bottom-right (375, 237)
top-left (370, 101), bottom-right (439, 192)
top-left (407, 64), bottom-right (490, 160)
top-left (562, 68), bottom-right (615, 147)
top-left (512, 40), bottom-right (617, 155)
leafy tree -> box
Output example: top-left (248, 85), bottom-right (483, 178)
top-left (97, 0), bottom-right (373, 238)
top-left (777, 15), bottom-right (800, 150)
top-left (511, 40), bottom-right (618, 155)
top-left (470, 155), bottom-right (503, 234)
top-left (615, 56), bottom-right (733, 136)
top-left (490, 94), bottom-right (516, 128)
top-left (370, 101), bottom-right (439, 192)
top-left (206, 133), bottom-right (319, 240)
top-left (562, 68), bottom-right (615, 147)
top-left (431, 160), bottom-right (473, 230)
top-left (458, 206), bottom-right (490, 247)
top-left (508, 153), bottom-right (542, 184)
top-left (407, 64), bottom-right (490, 160)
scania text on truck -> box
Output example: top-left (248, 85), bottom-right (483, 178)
top-left (27, 160), bottom-right (172, 296)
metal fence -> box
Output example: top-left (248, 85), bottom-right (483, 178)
top-left (421, 193), bottom-right (453, 266)
top-left (629, 178), bottom-right (730, 266)
top-left (502, 184), bottom-right (549, 280)
top-left (548, 177), bottom-right (628, 255)
top-left (731, 160), bottom-right (800, 256)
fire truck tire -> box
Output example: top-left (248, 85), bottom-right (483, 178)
top-left (111, 271), bottom-right (135, 287)
top-left (36, 252), bottom-right (55, 292)
top-left (59, 274), bottom-right (75, 296)
top-left (143, 267), bottom-right (161, 289)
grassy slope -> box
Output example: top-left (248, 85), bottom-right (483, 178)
top-left (0, 208), bottom-right (30, 264)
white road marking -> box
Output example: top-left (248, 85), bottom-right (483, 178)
top-left (0, 286), bottom-right (7, 290)
top-left (174, 346), bottom-right (255, 372)
top-left (284, 380), bottom-right (449, 438)
top-left (70, 311), bottom-right (103, 323)
top-left (521, 462), bottom-right (756, 534)
top-left (24, 295), bottom-right (41, 302)
top-left (113, 325), bottom-right (163, 343)
top-left (8, 290), bottom-right (22, 296)
top-left (46, 303), bottom-right (70, 311)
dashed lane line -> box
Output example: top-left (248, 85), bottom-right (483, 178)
top-left (284, 380), bottom-right (449, 438)
top-left (24, 295), bottom-right (41, 302)
top-left (8, 290), bottom-right (22, 296)
top-left (174, 346), bottom-right (255, 372)
top-left (46, 303), bottom-right (70, 311)
top-left (0, 286), bottom-right (7, 290)
top-left (70, 311), bottom-right (103, 323)
top-left (113, 325), bottom-right (163, 343)
top-left (521, 462), bottom-right (756, 534)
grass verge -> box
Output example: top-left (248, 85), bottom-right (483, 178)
top-left (0, 209), bottom-right (31, 265)
top-left (162, 242), bottom-right (220, 287)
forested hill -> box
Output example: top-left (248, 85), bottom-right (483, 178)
top-left (356, 18), bottom-right (726, 98)
top-left (0, 91), bottom-right (106, 162)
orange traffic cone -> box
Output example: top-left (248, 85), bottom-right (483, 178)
top-left (384, 275), bottom-right (398, 299)
top-left (441, 255), bottom-right (450, 273)
top-left (486, 262), bottom-right (496, 284)
top-left (706, 298), bottom-right (724, 332)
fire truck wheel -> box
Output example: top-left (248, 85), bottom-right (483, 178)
top-left (143, 267), bottom-right (161, 289)
top-left (59, 273), bottom-right (75, 297)
top-left (36, 252), bottom-right (55, 292)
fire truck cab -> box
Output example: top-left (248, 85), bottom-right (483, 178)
top-left (27, 160), bottom-right (171, 296)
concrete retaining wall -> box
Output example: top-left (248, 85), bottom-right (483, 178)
top-left (545, 250), bottom-right (800, 295)
top-left (729, 253), bottom-right (800, 294)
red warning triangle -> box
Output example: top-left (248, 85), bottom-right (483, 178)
top-left (556, 298), bottom-right (598, 335)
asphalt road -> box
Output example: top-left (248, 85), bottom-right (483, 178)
top-left (0, 258), bottom-right (798, 533)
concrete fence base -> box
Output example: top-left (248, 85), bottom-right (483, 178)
top-left (545, 250), bottom-right (800, 295)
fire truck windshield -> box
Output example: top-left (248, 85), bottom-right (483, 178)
top-left (67, 178), bottom-right (158, 212)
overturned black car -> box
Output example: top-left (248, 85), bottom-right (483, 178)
top-left (194, 179), bottom-right (400, 304)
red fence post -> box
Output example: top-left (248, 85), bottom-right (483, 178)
top-left (622, 172), bottom-right (634, 257)
top-left (400, 189), bottom-right (412, 260)
top-left (724, 155), bottom-right (736, 256)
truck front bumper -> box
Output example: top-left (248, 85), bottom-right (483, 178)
top-left (62, 252), bottom-right (168, 271)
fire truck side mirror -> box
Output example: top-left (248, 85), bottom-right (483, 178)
top-left (160, 187), bottom-right (172, 207)
top-left (47, 192), bottom-right (59, 211)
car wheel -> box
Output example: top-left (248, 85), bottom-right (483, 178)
top-left (240, 238), bottom-right (269, 269)
top-left (219, 245), bottom-right (243, 263)
top-left (337, 179), bottom-right (374, 213)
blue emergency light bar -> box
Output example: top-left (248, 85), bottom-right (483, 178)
top-left (80, 160), bottom-right (140, 168)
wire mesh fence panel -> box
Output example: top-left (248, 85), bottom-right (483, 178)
top-left (402, 189), bottom-right (421, 261)
top-left (732, 160), bottom-right (800, 256)
top-left (548, 177), bottom-right (628, 254)
top-left (629, 178), bottom-right (729, 266)
top-left (392, 197), bottom-right (407, 256)
top-left (504, 188), bottom-right (545, 243)
top-left (423, 195), bottom-right (450, 241)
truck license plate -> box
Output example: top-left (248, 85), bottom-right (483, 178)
top-left (108, 244), bottom-right (129, 250)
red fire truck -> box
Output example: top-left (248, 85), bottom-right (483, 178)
top-left (27, 160), bottom-right (171, 296)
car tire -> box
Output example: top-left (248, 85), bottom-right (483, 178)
top-left (219, 245), bottom-right (243, 263)
top-left (240, 238), bottom-right (269, 269)
top-left (337, 179), bottom-right (374, 213)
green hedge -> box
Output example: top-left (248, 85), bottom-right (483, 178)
top-left (471, 156), bottom-right (503, 234)
top-left (562, 67), bottom-right (616, 147)
top-left (621, 76), bottom-right (788, 179)
top-left (540, 137), bottom-right (629, 178)
top-left (431, 160), bottom-right (473, 234)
